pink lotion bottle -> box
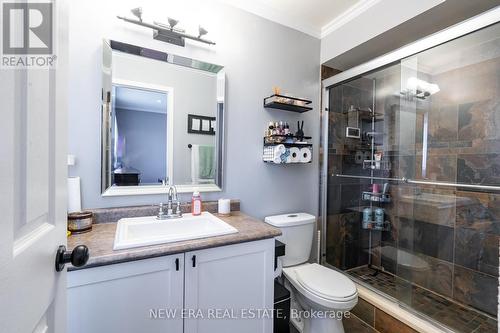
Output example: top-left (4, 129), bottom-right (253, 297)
top-left (191, 190), bottom-right (202, 216)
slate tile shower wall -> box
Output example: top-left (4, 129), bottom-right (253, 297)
top-left (326, 77), bottom-right (377, 271)
top-left (395, 53), bottom-right (500, 317)
top-left (325, 23), bottom-right (500, 322)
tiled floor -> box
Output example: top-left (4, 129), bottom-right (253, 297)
top-left (347, 266), bottom-right (498, 333)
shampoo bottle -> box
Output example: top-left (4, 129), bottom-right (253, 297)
top-left (191, 190), bottom-right (202, 216)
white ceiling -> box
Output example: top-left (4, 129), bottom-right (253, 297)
top-left (218, 0), bottom-right (378, 38)
top-left (114, 86), bottom-right (168, 114)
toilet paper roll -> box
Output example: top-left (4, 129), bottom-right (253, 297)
top-left (300, 147), bottom-right (312, 163)
top-left (274, 144), bottom-right (286, 155)
top-left (289, 147), bottom-right (300, 163)
top-left (272, 144), bottom-right (286, 164)
top-left (68, 177), bottom-right (81, 213)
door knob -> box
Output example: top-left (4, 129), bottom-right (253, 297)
top-left (55, 245), bottom-right (89, 272)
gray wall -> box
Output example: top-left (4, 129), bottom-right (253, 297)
top-left (68, 0), bottom-right (321, 219)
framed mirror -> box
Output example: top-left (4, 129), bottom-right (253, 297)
top-left (101, 40), bottom-right (225, 196)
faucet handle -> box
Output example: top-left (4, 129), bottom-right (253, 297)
top-left (167, 199), bottom-right (173, 215)
top-left (157, 202), bottom-right (166, 220)
top-left (175, 200), bottom-right (182, 216)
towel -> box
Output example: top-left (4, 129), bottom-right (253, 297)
top-left (191, 144), bottom-right (215, 183)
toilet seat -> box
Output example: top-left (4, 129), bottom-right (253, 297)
top-left (295, 263), bottom-right (357, 302)
top-left (283, 263), bottom-right (358, 310)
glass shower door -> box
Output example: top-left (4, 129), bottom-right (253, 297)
top-left (325, 62), bottom-right (402, 280)
top-left (396, 22), bottom-right (500, 327)
top-left (324, 20), bottom-right (500, 333)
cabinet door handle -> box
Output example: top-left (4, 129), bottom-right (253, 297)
top-left (175, 258), bottom-right (180, 271)
top-left (192, 255), bottom-right (196, 267)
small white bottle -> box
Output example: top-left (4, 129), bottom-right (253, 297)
top-left (191, 190), bottom-right (202, 216)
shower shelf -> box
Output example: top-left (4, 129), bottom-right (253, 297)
top-left (363, 160), bottom-right (391, 171)
top-left (363, 221), bottom-right (391, 231)
top-left (342, 107), bottom-right (383, 118)
top-left (346, 206), bottom-right (367, 213)
top-left (362, 191), bottom-right (391, 203)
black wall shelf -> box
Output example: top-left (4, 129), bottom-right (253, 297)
top-left (263, 141), bottom-right (313, 148)
top-left (264, 94), bottom-right (312, 113)
top-left (262, 137), bottom-right (313, 164)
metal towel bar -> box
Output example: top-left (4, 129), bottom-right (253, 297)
top-left (334, 174), bottom-right (500, 191)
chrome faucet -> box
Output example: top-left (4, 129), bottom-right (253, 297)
top-left (157, 185), bottom-right (182, 220)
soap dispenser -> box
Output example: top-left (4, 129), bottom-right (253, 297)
top-left (191, 190), bottom-right (202, 216)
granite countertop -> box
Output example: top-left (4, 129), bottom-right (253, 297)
top-left (67, 211), bottom-right (281, 271)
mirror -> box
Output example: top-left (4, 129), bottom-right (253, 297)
top-left (101, 40), bottom-right (225, 195)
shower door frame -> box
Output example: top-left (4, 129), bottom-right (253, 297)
top-left (320, 6), bottom-right (500, 264)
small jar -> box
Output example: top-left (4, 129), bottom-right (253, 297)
top-left (67, 211), bottom-right (93, 234)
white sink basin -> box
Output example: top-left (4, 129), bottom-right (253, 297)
top-left (113, 212), bottom-right (238, 250)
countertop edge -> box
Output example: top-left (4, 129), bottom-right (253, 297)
top-left (67, 212), bottom-right (281, 272)
top-left (68, 233), bottom-right (279, 272)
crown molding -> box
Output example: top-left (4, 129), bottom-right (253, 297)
top-left (320, 0), bottom-right (381, 38)
top-left (218, 0), bottom-right (383, 40)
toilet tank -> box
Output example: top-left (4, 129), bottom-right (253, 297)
top-left (265, 213), bottom-right (315, 267)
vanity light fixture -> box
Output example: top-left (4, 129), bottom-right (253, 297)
top-left (117, 8), bottom-right (216, 47)
top-left (401, 77), bottom-right (440, 100)
top-left (198, 26), bottom-right (208, 38)
top-left (130, 7), bottom-right (142, 22)
top-left (167, 17), bottom-right (179, 29)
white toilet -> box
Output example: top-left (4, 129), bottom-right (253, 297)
top-left (265, 213), bottom-right (358, 333)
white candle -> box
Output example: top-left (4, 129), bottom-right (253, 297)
top-left (218, 199), bottom-right (231, 215)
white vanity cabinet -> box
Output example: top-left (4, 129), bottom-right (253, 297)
top-left (67, 255), bottom-right (184, 333)
top-left (67, 239), bottom-right (274, 333)
top-left (184, 239), bottom-right (274, 333)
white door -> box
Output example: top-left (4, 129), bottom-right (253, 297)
top-left (0, 1), bottom-right (69, 332)
top-left (184, 239), bottom-right (275, 333)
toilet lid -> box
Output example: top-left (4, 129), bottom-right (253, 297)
top-left (295, 264), bottom-right (357, 301)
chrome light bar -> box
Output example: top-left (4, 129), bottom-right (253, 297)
top-left (117, 10), bottom-right (215, 47)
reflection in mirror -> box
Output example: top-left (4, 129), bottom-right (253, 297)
top-left (101, 40), bottom-right (225, 195)
top-left (112, 85), bottom-right (169, 186)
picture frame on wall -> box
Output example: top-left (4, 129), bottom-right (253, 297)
top-left (187, 114), bottom-right (216, 135)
